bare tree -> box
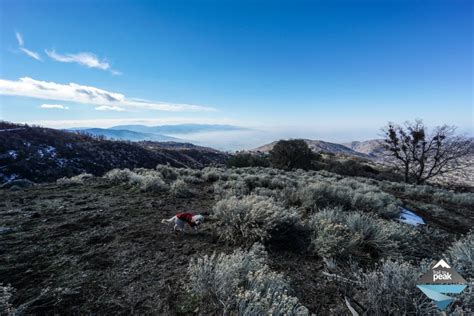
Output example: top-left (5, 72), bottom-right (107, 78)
top-left (382, 120), bottom-right (472, 184)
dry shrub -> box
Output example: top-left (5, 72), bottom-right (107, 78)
top-left (446, 231), bottom-right (474, 279)
top-left (181, 175), bottom-right (204, 184)
top-left (380, 181), bottom-right (474, 208)
top-left (156, 164), bottom-right (178, 180)
top-left (104, 168), bottom-right (168, 192)
top-left (202, 167), bottom-right (222, 182)
top-left (0, 284), bottom-right (15, 315)
top-left (300, 180), bottom-right (400, 217)
top-left (213, 179), bottom-right (250, 197)
top-left (309, 207), bottom-right (417, 260)
top-left (129, 173), bottom-right (168, 192)
top-left (311, 219), bottom-right (361, 259)
top-left (213, 195), bottom-right (299, 245)
top-left (170, 179), bottom-right (193, 197)
top-left (351, 260), bottom-right (436, 315)
top-left (56, 173), bottom-right (93, 185)
top-left (187, 243), bottom-right (308, 315)
top-left (237, 269), bottom-right (309, 316)
top-left (444, 231), bottom-right (474, 314)
top-left (103, 168), bottom-right (133, 184)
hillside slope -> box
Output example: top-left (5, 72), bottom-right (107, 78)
top-left (342, 139), bottom-right (386, 157)
top-left (1, 166), bottom-right (472, 314)
top-left (0, 122), bottom-right (228, 183)
top-left (253, 139), bottom-right (371, 159)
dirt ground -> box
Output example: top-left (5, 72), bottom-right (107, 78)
top-left (0, 181), bottom-right (331, 314)
top-left (1, 180), bottom-right (472, 315)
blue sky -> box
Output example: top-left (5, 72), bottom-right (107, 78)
top-left (0, 0), bottom-right (472, 149)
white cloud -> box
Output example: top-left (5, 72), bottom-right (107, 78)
top-left (95, 105), bottom-right (126, 112)
top-left (0, 77), bottom-right (215, 112)
top-left (15, 32), bottom-right (24, 46)
top-left (45, 49), bottom-right (120, 74)
top-left (19, 47), bottom-right (42, 61)
top-left (15, 32), bottom-right (42, 61)
top-left (41, 104), bottom-right (69, 110)
top-left (110, 69), bottom-right (122, 76)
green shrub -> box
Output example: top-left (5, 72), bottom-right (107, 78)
top-left (269, 139), bottom-right (316, 171)
top-left (227, 152), bottom-right (270, 168)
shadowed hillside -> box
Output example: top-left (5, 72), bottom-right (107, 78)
top-left (0, 122), bottom-right (229, 183)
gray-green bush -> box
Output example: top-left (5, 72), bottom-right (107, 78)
top-left (56, 173), bottom-right (93, 185)
top-left (104, 168), bottom-right (168, 192)
top-left (170, 179), bottom-right (193, 197)
top-left (104, 168), bottom-right (133, 184)
top-left (156, 164), bottom-right (179, 180)
top-left (350, 260), bottom-right (436, 315)
top-left (213, 195), bottom-right (299, 245)
top-left (446, 231), bottom-right (474, 279)
top-left (187, 243), bottom-right (308, 315)
top-left (0, 284), bottom-right (15, 315)
top-left (299, 179), bottom-right (400, 217)
top-left (309, 207), bottom-right (417, 259)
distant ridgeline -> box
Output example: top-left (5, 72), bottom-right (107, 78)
top-left (0, 122), bottom-right (229, 184)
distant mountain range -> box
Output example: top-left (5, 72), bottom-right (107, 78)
top-left (69, 128), bottom-right (182, 142)
top-left (68, 124), bottom-right (247, 143)
top-left (110, 124), bottom-right (246, 135)
top-left (253, 139), bottom-right (387, 159)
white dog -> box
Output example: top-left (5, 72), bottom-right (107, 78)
top-left (161, 212), bottom-right (207, 232)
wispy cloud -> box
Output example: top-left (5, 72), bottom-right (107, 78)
top-left (19, 47), bottom-right (42, 61)
top-left (0, 77), bottom-right (216, 112)
top-left (15, 32), bottom-right (41, 61)
top-left (45, 49), bottom-right (120, 74)
top-left (95, 105), bottom-right (126, 112)
top-left (15, 32), bottom-right (24, 46)
top-left (40, 104), bottom-right (69, 110)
